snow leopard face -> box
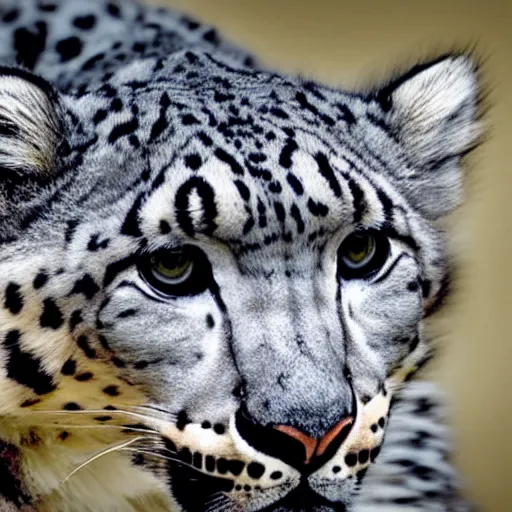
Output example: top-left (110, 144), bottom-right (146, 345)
top-left (0, 2), bottom-right (480, 511)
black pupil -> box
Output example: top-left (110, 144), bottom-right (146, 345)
top-left (348, 234), bottom-right (368, 255)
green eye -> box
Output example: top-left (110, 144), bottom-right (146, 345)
top-left (340, 232), bottom-right (376, 269)
top-left (337, 230), bottom-right (389, 279)
top-left (138, 245), bottom-right (213, 296)
top-left (151, 251), bottom-right (194, 285)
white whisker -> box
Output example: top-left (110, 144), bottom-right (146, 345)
top-left (62, 436), bottom-right (155, 484)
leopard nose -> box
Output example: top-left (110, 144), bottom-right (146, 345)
top-left (274, 417), bottom-right (354, 465)
top-left (235, 406), bottom-right (356, 471)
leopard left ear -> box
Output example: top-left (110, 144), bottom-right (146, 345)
top-left (0, 67), bottom-right (61, 179)
top-left (377, 55), bottom-right (481, 218)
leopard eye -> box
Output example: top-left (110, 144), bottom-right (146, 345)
top-left (138, 246), bottom-right (212, 296)
top-left (337, 230), bottom-right (389, 279)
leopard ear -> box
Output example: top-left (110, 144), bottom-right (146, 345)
top-left (0, 67), bottom-right (61, 180)
top-left (377, 55), bottom-right (481, 218)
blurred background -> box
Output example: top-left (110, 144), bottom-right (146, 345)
top-left (146, 1), bottom-right (510, 510)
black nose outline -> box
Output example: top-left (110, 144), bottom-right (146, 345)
top-left (234, 388), bottom-right (357, 474)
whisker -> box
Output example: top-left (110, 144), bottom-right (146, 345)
top-left (122, 448), bottom-right (200, 472)
top-left (62, 436), bottom-right (155, 484)
top-left (42, 424), bottom-right (160, 435)
top-left (16, 409), bottom-right (165, 426)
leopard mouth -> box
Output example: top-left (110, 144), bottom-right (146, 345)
top-left (168, 461), bottom-right (349, 512)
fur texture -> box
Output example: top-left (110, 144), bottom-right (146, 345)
top-left (0, 1), bottom-right (480, 511)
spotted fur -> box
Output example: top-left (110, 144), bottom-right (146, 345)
top-left (0, 1), bottom-right (480, 511)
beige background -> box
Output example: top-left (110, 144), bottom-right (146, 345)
top-left (148, 1), bottom-right (511, 510)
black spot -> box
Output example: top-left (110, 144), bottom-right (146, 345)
top-left (175, 177), bottom-right (218, 237)
top-left (203, 28), bottom-right (220, 45)
top-left (332, 466), bottom-right (341, 474)
top-left (184, 154), bottom-right (202, 170)
top-left (133, 360), bottom-right (147, 370)
top-left (315, 152), bottom-right (342, 198)
top-left (103, 254), bottom-right (137, 287)
top-left (40, 299), bottom-right (64, 329)
top-left (3, 330), bottom-right (56, 395)
top-left (247, 462), bottom-right (265, 479)
top-left (94, 416), bottom-right (112, 422)
top-left (205, 455), bottom-right (215, 471)
top-left (87, 234), bottom-right (109, 251)
top-left (179, 447), bottom-right (193, 465)
top-left (104, 405), bottom-right (117, 411)
top-left (344, 453), bottom-right (357, 467)
top-left (378, 417), bottom-right (385, 428)
top-left (33, 272), bottom-right (48, 289)
top-left (228, 460), bottom-right (245, 476)
top-left (61, 358), bottom-right (77, 376)
top-left (336, 103), bottom-right (356, 125)
top-left (63, 402), bottom-right (82, 411)
top-left (75, 372), bottom-right (93, 382)
top-left (214, 148), bottom-right (244, 176)
top-left (77, 335), bottom-right (97, 359)
top-left (358, 449), bottom-right (369, 464)
top-left (106, 2), bottom-right (121, 17)
top-left (193, 452), bottom-right (203, 469)
top-left (108, 116), bottom-right (139, 144)
top-left (307, 198), bottom-right (329, 217)
top-left (356, 467), bottom-right (368, 484)
top-left (270, 107), bottom-right (289, 119)
top-left (286, 172), bottom-right (304, 196)
top-left (213, 423), bottom-right (225, 435)
top-left (290, 204), bottom-right (305, 234)
top-left (201, 421), bottom-right (211, 429)
top-left (110, 357), bottom-right (125, 368)
top-left (216, 458), bottom-right (228, 474)
top-left (93, 109), bottom-right (108, 124)
top-left (2, 9), bottom-right (19, 23)
top-left (73, 14), bottom-right (96, 30)
top-left (120, 194), bottom-right (144, 238)
top-left (234, 180), bottom-right (251, 201)
top-left (20, 398), bottom-right (40, 408)
top-left (69, 274), bottom-right (100, 300)
top-left (102, 385), bottom-right (120, 397)
top-left (420, 279), bottom-right (432, 298)
top-left (59, 431), bottom-right (69, 440)
top-left (4, 282), bottom-right (23, 315)
top-left (407, 280), bottom-right (420, 292)
top-left (132, 42), bottom-right (146, 52)
top-left (177, 410), bottom-right (191, 431)
top-left (38, 2), bottom-right (57, 12)
top-left (370, 424), bottom-right (378, 433)
top-left (55, 36), bottom-right (82, 63)
top-left (159, 220), bottom-right (171, 234)
top-left (117, 308), bottom-right (137, 319)
top-left (370, 446), bottom-right (381, 462)
top-left (279, 139), bottom-right (298, 168)
top-left (346, 176), bottom-right (367, 223)
top-left (182, 114), bottom-right (199, 125)
top-left (14, 21), bottom-right (47, 69)
top-left (0, 440), bottom-right (29, 505)
top-left (274, 202), bottom-right (286, 222)
top-left (206, 314), bottom-right (215, 329)
top-left (69, 310), bottom-right (83, 331)
top-left (111, 97), bottom-right (123, 112)
top-left (270, 471), bottom-right (282, 480)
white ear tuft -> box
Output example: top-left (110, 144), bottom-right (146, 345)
top-left (0, 67), bottom-right (61, 177)
top-left (376, 55), bottom-right (482, 218)
top-left (385, 55), bottom-right (480, 167)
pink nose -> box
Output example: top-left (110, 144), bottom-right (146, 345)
top-left (274, 416), bottom-right (354, 465)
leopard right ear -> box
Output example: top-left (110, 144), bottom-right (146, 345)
top-left (0, 67), bottom-right (62, 180)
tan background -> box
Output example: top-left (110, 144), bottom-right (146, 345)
top-left (147, 1), bottom-right (511, 510)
